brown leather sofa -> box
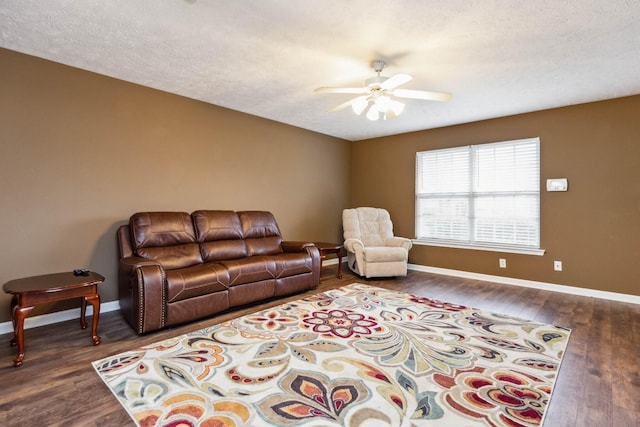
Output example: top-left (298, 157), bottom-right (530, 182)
top-left (117, 210), bottom-right (320, 334)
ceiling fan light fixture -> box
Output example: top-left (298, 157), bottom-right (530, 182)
top-left (366, 104), bottom-right (379, 121)
top-left (372, 96), bottom-right (405, 120)
top-left (384, 100), bottom-right (405, 120)
top-left (351, 96), bottom-right (369, 115)
top-left (390, 99), bottom-right (405, 116)
top-left (375, 95), bottom-right (392, 111)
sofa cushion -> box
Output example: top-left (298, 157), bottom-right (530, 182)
top-left (272, 253), bottom-right (314, 278)
top-left (137, 244), bottom-right (203, 270)
top-left (239, 211), bottom-right (283, 256)
top-left (192, 210), bottom-right (248, 261)
top-left (218, 256), bottom-right (277, 286)
top-left (131, 212), bottom-right (197, 248)
top-left (166, 263), bottom-right (229, 303)
top-left (130, 212), bottom-right (202, 269)
top-left (228, 280), bottom-right (275, 307)
top-left (166, 291), bottom-right (230, 326)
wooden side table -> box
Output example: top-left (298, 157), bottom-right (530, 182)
top-left (3, 271), bottom-right (105, 367)
top-left (314, 242), bottom-right (343, 279)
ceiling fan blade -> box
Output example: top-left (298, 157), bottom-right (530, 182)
top-left (314, 87), bottom-right (369, 94)
top-left (379, 73), bottom-right (412, 90)
top-left (392, 89), bottom-right (452, 102)
top-left (328, 97), bottom-right (362, 112)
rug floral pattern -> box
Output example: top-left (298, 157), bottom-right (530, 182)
top-left (93, 284), bottom-right (570, 426)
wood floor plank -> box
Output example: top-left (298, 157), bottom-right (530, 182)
top-left (543, 350), bottom-right (582, 426)
top-left (1, 266), bottom-right (638, 426)
top-left (610, 302), bottom-right (640, 415)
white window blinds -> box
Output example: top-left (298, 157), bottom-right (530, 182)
top-left (416, 137), bottom-right (540, 249)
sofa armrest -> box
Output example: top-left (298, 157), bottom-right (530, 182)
top-left (281, 241), bottom-right (321, 288)
top-left (117, 225), bottom-right (134, 258)
top-left (385, 236), bottom-right (413, 251)
top-left (118, 256), bottom-right (167, 334)
top-left (281, 241), bottom-right (315, 252)
top-left (120, 255), bottom-right (161, 270)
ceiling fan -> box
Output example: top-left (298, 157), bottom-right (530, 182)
top-left (315, 60), bottom-right (451, 121)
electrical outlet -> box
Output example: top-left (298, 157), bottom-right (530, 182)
top-left (554, 260), bottom-right (563, 271)
top-left (499, 258), bottom-right (507, 268)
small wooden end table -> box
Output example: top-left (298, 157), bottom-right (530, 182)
top-left (314, 242), bottom-right (343, 279)
top-left (3, 271), bottom-right (105, 367)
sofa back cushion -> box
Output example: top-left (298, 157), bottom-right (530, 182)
top-left (239, 211), bottom-right (283, 256)
top-left (192, 210), bottom-right (249, 261)
top-left (130, 212), bottom-right (202, 269)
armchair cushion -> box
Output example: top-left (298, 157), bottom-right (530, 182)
top-left (343, 207), bottom-right (394, 246)
top-left (362, 246), bottom-right (407, 263)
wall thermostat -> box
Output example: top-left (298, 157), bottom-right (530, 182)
top-left (546, 178), bottom-right (568, 192)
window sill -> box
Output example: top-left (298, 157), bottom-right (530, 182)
top-left (412, 240), bottom-right (545, 256)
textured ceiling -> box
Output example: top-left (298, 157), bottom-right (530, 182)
top-left (2, 1), bottom-right (640, 141)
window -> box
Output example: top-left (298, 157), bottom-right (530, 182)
top-left (415, 137), bottom-right (540, 252)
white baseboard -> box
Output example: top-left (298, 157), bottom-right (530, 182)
top-left (2, 262), bottom-right (636, 335)
top-left (0, 300), bottom-right (121, 335)
top-left (409, 263), bottom-right (640, 305)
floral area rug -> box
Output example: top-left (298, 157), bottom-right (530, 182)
top-left (92, 283), bottom-right (571, 427)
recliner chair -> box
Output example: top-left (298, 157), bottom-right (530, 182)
top-left (342, 207), bottom-right (413, 278)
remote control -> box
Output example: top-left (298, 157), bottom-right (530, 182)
top-left (73, 269), bottom-right (90, 276)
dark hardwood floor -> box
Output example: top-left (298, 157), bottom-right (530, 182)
top-left (1, 267), bottom-right (638, 426)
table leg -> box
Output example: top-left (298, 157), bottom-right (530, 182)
top-left (9, 295), bottom-right (18, 346)
top-left (337, 252), bottom-right (343, 279)
top-left (12, 305), bottom-right (33, 367)
top-left (85, 292), bottom-right (101, 345)
top-left (318, 251), bottom-right (326, 282)
top-left (80, 296), bottom-right (87, 329)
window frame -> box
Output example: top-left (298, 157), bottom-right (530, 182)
top-left (414, 137), bottom-right (544, 256)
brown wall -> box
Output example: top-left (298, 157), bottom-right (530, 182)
top-left (2, 46), bottom-right (639, 326)
top-left (351, 95), bottom-right (640, 297)
top-left (0, 48), bottom-right (351, 322)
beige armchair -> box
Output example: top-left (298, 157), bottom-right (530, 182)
top-left (342, 207), bottom-right (413, 278)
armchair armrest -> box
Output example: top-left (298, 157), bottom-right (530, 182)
top-left (343, 238), bottom-right (365, 276)
top-left (343, 238), bottom-right (365, 254)
top-left (385, 236), bottom-right (413, 251)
